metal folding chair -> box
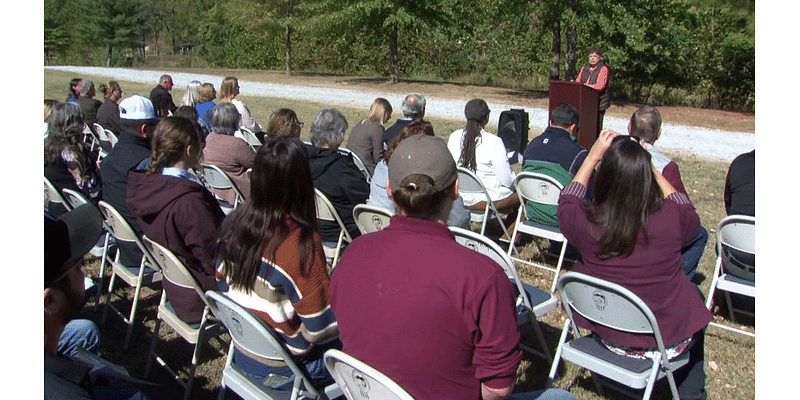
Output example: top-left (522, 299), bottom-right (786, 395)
top-left (314, 189), bottom-right (352, 269)
top-left (352, 204), bottom-right (393, 235)
top-left (456, 167), bottom-right (518, 255)
top-left (324, 349), bottom-right (413, 400)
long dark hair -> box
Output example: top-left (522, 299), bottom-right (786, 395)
top-left (586, 136), bottom-right (663, 259)
top-left (45, 103), bottom-right (87, 165)
top-left (216, 136), bottom-right (320, 292)
top-left (457, 99), bottom-right (490, 172)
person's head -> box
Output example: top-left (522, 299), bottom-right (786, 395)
top-left (47, 102), bottom-right (85, 138)
top-left (44, 203), bottom-right (104, 353)
top-left (388, 134), bottom-right (458, 221)
top-left (549, 103), bottom-right (579, 131)
top-left (457, 99), bottom-right (491, 172)
top-left (45, 102), bottom-right (86, 165)
top-left (265, 108), bottom-right (303, 139)
top-left (365, 98), bottom-right (392, 124)
top-left (181, 80), bottom-right (202, 107)
top-left (174, 105), bottom-right (199, 122)
top-left (76, 79), bottom-right (95, 98)
top-left (218, 76), bottom-right (240, 101)
top-left (149, 116), bottom-right (204, 173)
top-left (385, 119), bottom-right (435, 163)
top-left (209, 102), bottom-right (241, 136)
top-left (309, 108), bottom-right (348, 149)
top-left (118, 95), bottom-right (159, 139)
top-left (400, 93), bottom-right (426, 118)
top-left (67, 78), bottom-right (81, 99)
top-left (98, 80), bottom-right (122, 102)
top-left (197, 83), bottom-right (216, 103)
top-left (44, 99), bottom-right (59, 123)
top-left (217, 135), bottom-right (318, 292)
top-left (588, 135), bottom-right (663, 260)
top-left (159, 74), bottom-right (174, 91)
top-left (588, 45), bottom-right (602, 66)
top-left (628, 106), bottom-right (662, 144)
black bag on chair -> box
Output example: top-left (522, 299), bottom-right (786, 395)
top-left (497, 109), bottom-right (529, 165)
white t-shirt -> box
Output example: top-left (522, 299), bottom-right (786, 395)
top-left (447, 128), bottom-right (515, 206)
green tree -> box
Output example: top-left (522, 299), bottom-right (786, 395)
top-left (77, 0), bottom-right (147, 66)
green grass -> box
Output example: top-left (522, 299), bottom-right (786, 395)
top-left (45, 68), bottom-right (754, 400)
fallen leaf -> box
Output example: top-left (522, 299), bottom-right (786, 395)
top-left (709, 361), bottom-right (719, 371)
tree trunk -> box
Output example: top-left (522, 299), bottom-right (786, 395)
top-left (285, 1), bottom-right (293, 75)
top-left (565, 25), bottom-right (577, 80)
top-left (389, 22), bottom-right (398, 83)
top-left (550, 19), bottom-right (560, 80)
top-left (106, 46), bottom-right (112, 67)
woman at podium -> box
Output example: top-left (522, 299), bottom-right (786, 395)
top-left (575, 46), bottom-right (610, 131)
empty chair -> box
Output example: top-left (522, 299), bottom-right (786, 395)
top-left (450, 226), bottom-right (556, 362)
top-left (456, 167), bottom-right (518, 255)
top-left (142, 236), bottom-right (225, 400)
top-left (337, 147), bottom-right (371, 183)
top-left (97, 201), bottom-right (162, 349)
top-left (314, 189), bottom-right (352, 269)
top-left (324, 349), bottom-right (413, 400)
top-left (352, 204), bottom-right (393, 235)
top-left (205, 291), bottom-right (342, 400)
top-left (547, 272), bottom-right (691, 400)
top-left (238, 126), bottom-right (263, 152)
top-left (706, 215), bottom-right (755, 337)
top-left (200, 163), bottom-right (245, 211)
top-left (509, 172), bottom-right (570, 292)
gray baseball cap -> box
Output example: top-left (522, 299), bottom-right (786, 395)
top-left (388, 134), bottom-right (457, 192)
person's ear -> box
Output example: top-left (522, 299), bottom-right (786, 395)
top-left (627, 121), bottom-right (632, 134)
top-left (451, 179), bottom-right (459, 200)
top-left (385, 178), bottom-right (392, 199)
top-left (44, 288), bottom-right (61, 316)
top-left (656, 129), bottom-right (662, 141)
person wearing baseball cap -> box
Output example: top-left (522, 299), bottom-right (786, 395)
top-left (330, 134), bottom-right (576, 399)
top-left (99, 95), bottom-right (160, 269)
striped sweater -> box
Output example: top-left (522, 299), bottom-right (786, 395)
top-left (217, 226), bottom-right (338, 356)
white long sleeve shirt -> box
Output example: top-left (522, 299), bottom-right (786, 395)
top-left (447, 128), bottom-right (515, 206)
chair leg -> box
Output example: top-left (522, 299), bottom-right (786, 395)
top-left (529, 314), bottom-right (553, 364)
top-left (640, 354), bottom-right (662, 400)
top-left (94, 232), bottom-right (111, 311)
top-left (145, 317), bottom-right (161, 378)
top-left (124, 264), bottom-right (147, 350)
top-left (546, 319), bottom-right (571, 387)
top-left (724, 291), bottom-right (737, 324)
top-left (550, 241), bottom-right (568, 293)
top-left (101, 271), bottom-right (118, 325)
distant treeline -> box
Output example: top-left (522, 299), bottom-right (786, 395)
top-left (45, 0), bottom-right (754, 112)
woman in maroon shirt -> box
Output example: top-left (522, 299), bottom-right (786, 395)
top-left (557, 130), bottom-right (712, 400)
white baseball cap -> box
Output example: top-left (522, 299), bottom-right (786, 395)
top-left (119, 95), bottom-right (158, 121)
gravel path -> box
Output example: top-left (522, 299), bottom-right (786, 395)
top-left (46, 66), bottom-right (754, 163)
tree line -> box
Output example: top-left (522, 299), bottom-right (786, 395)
top-left (44, 0), bottom-right (754, 112)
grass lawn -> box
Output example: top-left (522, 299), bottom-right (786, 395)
top-left (44, 68), bottom-right (755, 400)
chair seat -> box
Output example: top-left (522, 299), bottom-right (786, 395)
top-left (111, 262), bottom-right (162, 287)
top-left (518, 219), bottom-right (565, 242)
top-left (157, 301), bottom-right (222, 344)
top-left (561, 336), bottom-right (690, 388)
top-left (522, 283), bottom-right (558, 317)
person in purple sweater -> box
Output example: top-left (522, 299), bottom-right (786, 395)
top-left (558, 130), bottom-right (713, 400)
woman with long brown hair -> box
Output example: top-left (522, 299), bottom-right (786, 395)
top-left (345, 97), bottom-right (392, 175)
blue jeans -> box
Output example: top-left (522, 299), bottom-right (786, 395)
top-left (233, 339), bottom-right (342, 388)
top-left (508, 388), bottom-right (577, 400)
top-left (58, 319), bottom-right (100, 357)
top-left (681, 226), bottom-right (709, 281)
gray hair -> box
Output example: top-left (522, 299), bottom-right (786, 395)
top-left (309, 109), bottom-right (348, 149)
top-left (210, 102), bottom-right (241, 136)
top-left (401, 93), bottom-right (426, 117)
top-left (76, 79), bottom-right (94, 96)
top-left (181, 80), bottom-right (202, 107)
top-left (47, 102), bottom-right (85, 137)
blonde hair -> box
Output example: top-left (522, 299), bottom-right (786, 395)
top-left (362, 98), bottom-right (392, 125)
top-left (149, 117), bottom-right (203, 174)
top-left (218, 76), bottom-right (238, 102)
top-left (197, 83), bottom-right (216, 103)
top-left (44, 99), bottom-right (59, 123)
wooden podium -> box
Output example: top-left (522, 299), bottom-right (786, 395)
top-left (548, 80), bottom-right (599, 150)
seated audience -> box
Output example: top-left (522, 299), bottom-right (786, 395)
top-left (331, 134), bottom-right (576, 400)
top-left (174, 105), bottom-right (209, 138)
top-left (557, 130), bottom-right (712, 400)
top-left (260, 108), bottom-right (302, 143)
top-left (76, 79), bottom-right (102, 129)
top-left (383, 93), bottom-right (425, 147)
top-left (216, 136), bottom-right (340, 386)
top-left (306, 109), bottom-right (369, 244)
top-left (724, 149), bottom-right (755, 217)
top-left (203, 102), bottom-right (256, 204)
top-left (345, 97), bottom-right (391, 175)
top-left (96, 80), bottom-right (123, 135)
top-left (218, 76), bottom-right (262, 134)
top-left (44, 99), bottom-right (59, 139)
top-left (194, 83), bottom-right (216, 128)
top-left (127, 116), bottom-right (225, 325)
top-left (367, 120), bottom-right (470, 228)
top-left (65, 77), bottom-right (81, 103)
top-left (44, 102), bottom-right (101, 216)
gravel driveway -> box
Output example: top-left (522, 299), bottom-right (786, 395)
top-left (46, 66), bottom-right (754, 162)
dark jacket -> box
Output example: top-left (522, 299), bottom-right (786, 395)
top-left (523, 126), bottom-right (588, 177)
top-left (77, 97), bottom-right (102, 127)
top-left (149, 85), bottom-right (176, 117)
top-left (96, 98), bottom-right (121, 135)
top-left (306, 145), bottom-right (369, 243)
top-left (126, 170), bottom-right (225, 323)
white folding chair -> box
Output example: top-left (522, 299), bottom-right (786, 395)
top-left (93, 122), bottom-right (119, 148)
top-left (450, 226), bottom-right (556, 362)
top-left (44, 176), bottom-right (71, 212)
top-left (324, 349), bottom-right (413, 400)
top-left (314, 188), bottom-right (353, 269)
top-left (83, 123), bottom-right (101, 154)
top-left (510, 172), bottom-right (570, 293)
top-left (547, 272), bottom-right (691, 400)
top-left (199, 163), bottom-right (245, 211)
top-left (142, 236), bottom-right (225, 400)
top-left (456, 167), bottom-right (518, 255)
top-left (97, 201), bottom-right (163, 349)
top-left (204, 291), bottom-right (342, 400)
top-left (706, 215), bottom-right (755, 338)
top-left (239, 127), bottom-right (262, 152)
top-left (352, 204), bottom-right (393, 235)
top-left (337, 147), bottom-right (371, 183)
top-left (60, 187), bottom-right (89, 210)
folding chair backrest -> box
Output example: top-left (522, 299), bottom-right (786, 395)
top-left (324, 349), bottom-right (414, 400)
top-left (93, 123), bottom-right (107, 141)
top-left (717, 215), bottom-right (755, 282)
top-left (557, 272), bottom-right (659, 337)
top-left (200, 163), bottom-right (245, 206)
top-left (98, 201), bottom-right (139, 244)
top-left (44, 176), bottom-right (69, 211)
top-left (238, 127), bottom-right (262, 152)
top-left (353, 204), bottom-right (393, 234)
top-left (315, 188), bottom-right (353, 242)
top-left (204, 291), bottom-right (321, 397)
top-left (60, 188), bottom-right (89, 210)
top-left (515, 172), bottom-right (564, 207)
top-left (337, 147), bottom-right (371, 182)
top-left (143, 235), bottom-right (207, 304)
top-left (457, 167), bottom-right (490, 199)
